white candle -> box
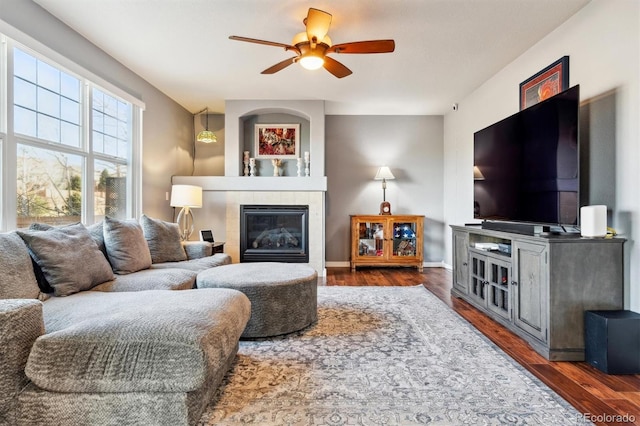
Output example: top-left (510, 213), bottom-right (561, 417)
top-left (304, 151), bottom-right (310, 161)
top-left (243, 151), bottom-right (250, 160)
top-left (249, 157), bottom-right (255, 165)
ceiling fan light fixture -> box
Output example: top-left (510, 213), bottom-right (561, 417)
top-left (299, 54), bottom-right (324, 70)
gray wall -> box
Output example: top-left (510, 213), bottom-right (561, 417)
top-left (2, 0), bottom-right (194, 222)
top-left (325, 115), bottom-right (444, 264)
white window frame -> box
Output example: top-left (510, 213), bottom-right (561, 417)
top-left (0, 31), bottom-right (144, 232)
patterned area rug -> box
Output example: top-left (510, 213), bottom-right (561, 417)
top-left (199, 285), bottom-right (589, 425)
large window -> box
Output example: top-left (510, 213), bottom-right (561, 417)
top-left (3, 43), bottom-right (142, 230)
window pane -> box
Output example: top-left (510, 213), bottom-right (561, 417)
top-left (14, 48), bottom-right (36, 81)
top-left (37, 60), bottom-right (59, 92)
top-left (61, 73), bottom-right (80, 102)
top-left (94, 160), bottom-right (127, 221)
top-left (104, 135), bottom-right (117, 156)
top-left (117, 120), bottom-right (129, 141)
top-left (37, 113), bottom-right (60, 142)
top-left (103, 95), bottom-right (117, 117)
top-left (93, 131), bottom-right (104, 153)
top-left (37, 87), bottom-right (60, 117)
top-left (93, 110), bottom-right (103, 132)
top-left (117, 101), bottom-right (129, 121)
top-left (14, 106), bottom-right (37, 137)
top-left (14, 78), bottom-right (36, 109)
top-left (61, 122), bottom-right (80, 147)
top-left (61, 97), bottom-right (80, 124)
top-left (104, 114), bottom-right (117, 137)
top-left (16, 145), bottom-right (83, 228)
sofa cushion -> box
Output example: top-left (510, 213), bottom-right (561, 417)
top-left (103, 216), bottom-right (152, 274)
top-left (151, 253), bottom-right (232, 273)
top-left (16, 224), bottom-right (114, 297)
top-left (140, 215), bottom-right (187, 263)
top-left (0, 232), bottom-right (41, 299)
top-left (26, 289), bottom-right (251, 393)
top-left (27, 222), bottom-right (109, 294)
top-left (86, 221), bottom-right (108, 258)
top-left (182, 241), bottom-right (213, 259)
top-left (92, 268), bottom-right (197, 292)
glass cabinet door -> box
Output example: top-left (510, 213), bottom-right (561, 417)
top-left (487, 259), bottom-right (511, 320)
top-left (392, 222), bottom-right (417, 257)
top-left (357, 221), bottom-right (385, 257)
top-left (469, 253), bottom-right (487, 306)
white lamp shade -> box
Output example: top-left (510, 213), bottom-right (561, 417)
top-left (170, 185), bottom-right (202, 208)
top-left (473, 166), bottom-right (485, 180)
top-left (374, 166), bottom-right (395, 180)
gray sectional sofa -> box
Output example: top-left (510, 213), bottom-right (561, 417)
top-left (0, 215), bottom-right (251, 426)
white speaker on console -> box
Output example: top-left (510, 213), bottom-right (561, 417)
top-left (581, 205), bottom-right (607, 237)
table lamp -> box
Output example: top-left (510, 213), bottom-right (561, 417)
top-left (170, 184), bottom-right (202, 240)
top-left (374, 166), bottom-right (395, 215)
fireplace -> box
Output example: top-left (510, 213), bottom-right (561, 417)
top-left (240, 205), bottom-right (309, 263)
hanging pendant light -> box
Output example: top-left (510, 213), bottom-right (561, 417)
top-left (196, 107), bottom-right (217, 143)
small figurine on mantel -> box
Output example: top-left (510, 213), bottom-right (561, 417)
top-left (271, 158), bottom-right (283, 176)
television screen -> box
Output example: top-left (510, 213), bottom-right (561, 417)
top-left (474, 85), bottom-right (580, 226)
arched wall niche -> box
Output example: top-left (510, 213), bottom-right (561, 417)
top-left (225, 100), bottom-right (325, 177)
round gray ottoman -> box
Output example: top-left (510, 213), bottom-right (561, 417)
top-left (197, 262), bottom-right (318, 338)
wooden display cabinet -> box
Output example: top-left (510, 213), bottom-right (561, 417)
top-left (350, 215), bottom-right (424, 271)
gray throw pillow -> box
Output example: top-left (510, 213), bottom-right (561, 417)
top-left (140, 215), bottom-right (187, 263)
top-left (16, 223), bottom-right (114, 297)
top-left (0, 232), bottom-right (41, 299)
top-left (86, 221), bottom-right (108, 258)
top-left (103, 216), bottom-right (152, 274)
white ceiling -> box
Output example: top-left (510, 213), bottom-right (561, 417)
top-left (33, 0), bottom-right (590, 115)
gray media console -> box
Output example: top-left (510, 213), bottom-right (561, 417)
top-left (451, 225), bottom-right (625, 361)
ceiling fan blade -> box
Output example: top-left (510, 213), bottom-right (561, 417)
top-left (323, 56), bottom-right (352, 78)
top-left (329, 40), bottom-right (396, 54)
top-left (229, 35), bottom-right (295, 51)
top-left (261, 57), bottom-right (298, 74)
top-left (305, 8), bottom-right (332, 43)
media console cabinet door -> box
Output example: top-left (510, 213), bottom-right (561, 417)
top-left (452, 230), bottom-right (469, 294)
top-left (513, 241), bottom-right (548, 343)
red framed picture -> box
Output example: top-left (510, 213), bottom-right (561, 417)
top-left (519, 56), bottom-right (569, 110)
top-left (254, 124), bottom-right (300, 159)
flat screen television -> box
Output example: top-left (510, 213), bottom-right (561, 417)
top-left (474, 85), bottom-right (580, 229)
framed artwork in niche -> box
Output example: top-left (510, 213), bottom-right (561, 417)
top-left (519, 56), bottom-right (569, 110)
top-left (254, 124), bottom-right (300, 159)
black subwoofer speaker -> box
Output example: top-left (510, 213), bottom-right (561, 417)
top-left (584, 310), bottom-right (640, 375)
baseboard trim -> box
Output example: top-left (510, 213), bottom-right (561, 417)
top-left (325, 261), bottom-right (350, 268)
top-left (325, 261), bottom-right (447, 269)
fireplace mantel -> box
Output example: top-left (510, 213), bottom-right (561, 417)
top-left (172, 176), bottom-right (327, 192)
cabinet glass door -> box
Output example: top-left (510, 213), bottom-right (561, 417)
top-left (356, 221), bottom-right (384, 257)
top-left (487, 259), bottom-right (511, 320)
top-left (469, 253), bottom-right (487, 306)
top-left (392, 222), bottom-right (417, 257)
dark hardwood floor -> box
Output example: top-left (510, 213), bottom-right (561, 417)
top-left (323, 267), bottom-right (640, 426)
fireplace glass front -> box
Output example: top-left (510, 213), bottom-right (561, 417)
top-left (240, 205), bottom-right (309, 263)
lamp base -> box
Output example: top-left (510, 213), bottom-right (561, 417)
top-left (176, 207), bottom-right (195, 240)
top-left (379, 201), bottom-right (392, 215)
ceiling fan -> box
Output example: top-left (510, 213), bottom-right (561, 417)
top-left (229, 8), bottom-right (395, 78)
